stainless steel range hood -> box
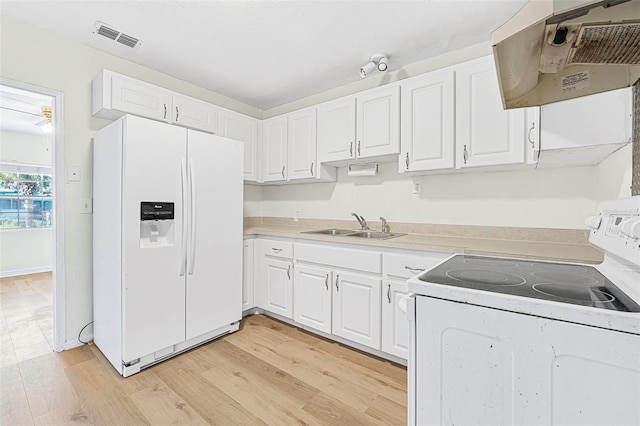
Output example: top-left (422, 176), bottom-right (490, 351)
top-left (492, 0), bottom-right (640, 109)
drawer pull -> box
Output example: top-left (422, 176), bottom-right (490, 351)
top-left (272, 248), bottom-right (282, 253)
top-left (405, 266), bottom-right (425, 274)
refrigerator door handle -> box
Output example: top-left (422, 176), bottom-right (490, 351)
top-left (179, 157), bottom-right (188, 276)
top-left (188, 158), bottom-right (197, 275)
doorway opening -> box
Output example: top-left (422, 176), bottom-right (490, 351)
top-left (0, 81), bottom-right (65, 358)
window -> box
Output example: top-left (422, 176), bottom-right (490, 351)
top-left (0, 172), bottom-right (52, 229)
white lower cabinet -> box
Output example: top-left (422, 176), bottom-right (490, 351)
top-left (332, 272), bottom-right (382, 349)
top-left (294, 265), bottom-right (332, 334)
top-left (256, 240), bottom-right (293, 319)
top-left (242, 239), bottom-right (254, 311)
top-left (382, 252), bottom-right (449, 359)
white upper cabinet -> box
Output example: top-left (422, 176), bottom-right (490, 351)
top-left (94, 70), bottom-right (171, 121)
top-left (455, 57), bottom-right (532, 169)
top-left (218, 109), bottom-right (260, 181)
top-left (171, 94), bottom-right (217, 133)
top-left (400, 70), bottom-right (455, 172)
top-left (318, 86), bottom-right (400, 164)
top-left (262, 116), bottom-right (289, 182)
top-left (287, 107), bottom-right (317, 180)
top-left (357, 85), bottom-right (401, 160)
top-left (317, 97), bottom-right (357, 163)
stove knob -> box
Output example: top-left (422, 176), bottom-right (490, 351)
top-left (584, 215), bottom-right (602, 230)
top-left (619, 218), bottom-right (640, 239)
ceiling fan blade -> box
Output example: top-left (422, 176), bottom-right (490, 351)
top-left (35, 118), bottom-right (48, 126)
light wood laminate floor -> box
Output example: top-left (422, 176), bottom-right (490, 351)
top-left (1, 274), bottom-right (407, 425)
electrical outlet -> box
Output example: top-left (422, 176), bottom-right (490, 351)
top-left (294, 211), bottom-right (300, 222)
top-left (80, 198), bottom-right (93, 214)
top-left (412, 179), bottom-right (422, 194)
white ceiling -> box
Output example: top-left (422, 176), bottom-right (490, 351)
top-left (0, 86), bottom-right (53, 135)
top-left (1, 1), bottom-right (527, 111)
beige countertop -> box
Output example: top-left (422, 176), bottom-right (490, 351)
top-left (243, 218), bottom-right (604, 264)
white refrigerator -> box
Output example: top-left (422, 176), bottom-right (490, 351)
top-left (93, 114), bottom-right (243, 377)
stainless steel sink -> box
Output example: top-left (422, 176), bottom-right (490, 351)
top-left (302, 228), bottom-right (354, 236)
top-left (346, 231), bottom-right (406, 240)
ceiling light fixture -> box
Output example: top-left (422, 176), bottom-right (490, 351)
top-left (360, 54), bottom-right (389, 78)
top-left (38, 106), bottom-right (53, 134)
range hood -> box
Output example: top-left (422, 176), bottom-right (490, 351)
top-left (492, 0), bottom-right (640, 109)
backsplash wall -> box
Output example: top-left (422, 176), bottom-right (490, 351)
top-left (248, 143), bottom-right (631, 230)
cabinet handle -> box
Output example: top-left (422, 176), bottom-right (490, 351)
top-left (175, 107), bottom-right (179, 122)
top-left (387, 284), bottom-right (391, 303)
top-left (349, 142), bottom-right (353, 157)
top-left (405, 152), bottom-right (410, 170)
top-left (310, 162), bottom-right (314, 175)
top-left (281, 166), bottom-right (285, 179)
top-left (335, 274), bottom-right (339, 292)
top-left (357, 141), bottom-right (361, 156)
top-left (271, 248), bottom-right (282, 253)
top-left (463, 145), bottom-right (468, 164)
top-left (405, 266), bottom-right (425, 274)
top-left (325, 274), bottom-right (329, 290)
top-left (287, 265), bottom-right (291, 280)
top-left (527, 122), bottom-right (536, 148)
top-left (163, 104), bottom-right (167, 120)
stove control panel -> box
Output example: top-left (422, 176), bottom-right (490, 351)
top-left (590, 196), bottom-right (640, 266)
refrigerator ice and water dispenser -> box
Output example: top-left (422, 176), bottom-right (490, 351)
top-left (139, 202), bottom-right (175, 248)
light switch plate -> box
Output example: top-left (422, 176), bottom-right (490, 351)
top-left (67, 165), bottom-right (81, 182)
top-left (80, 198), bottom-right (93, 214)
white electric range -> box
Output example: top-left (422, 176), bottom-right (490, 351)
top-left (406, 196), bottom-right (640, 426)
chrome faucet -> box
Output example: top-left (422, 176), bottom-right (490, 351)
top-left (380, 216), bottom-right (388, 233)
top-left (351, 212), bottom-right (369, 230)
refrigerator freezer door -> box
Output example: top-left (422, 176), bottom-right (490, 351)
top-left (185, 130), bottom-right (243, 340)
top-left (122, 116), bottom-right (187, 362)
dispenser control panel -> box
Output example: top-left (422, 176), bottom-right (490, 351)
top-left (140, 202), bottom-right (174, 221)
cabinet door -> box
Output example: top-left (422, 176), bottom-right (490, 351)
top-left (294, 265), bottom-right (332, 333)
top-left (357, 86), bottom-right (400, 159)
top-left (332, 272), bottom-right (381, 349)
top-left (400, 71), bottom-right (455, 172)
top-left (262, 116), bottom-right (288, 182)
top-left (171, 94), bottom-right (217, 133)
top-left (263, 258), bottom-right (293, 318)
top-left (287, 108), bottom-right (317, 180)
top-left (218, 109), bottom-right (260, 181)
top-left (317, 97), bottom-right (356, 163)
top-left (381, 279), bottom-right (409, 359)
top-left (242, 239), bottom-right (254, 311)
top-left (111, 75), bottom-right (170, 122)
top-left (456, 57), bottom-right (526, 168)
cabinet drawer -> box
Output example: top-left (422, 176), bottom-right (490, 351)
top-left (295, 243), bottom-right (381, 273)
top-left (260, 239), bottom-right (293, 259)
top-left (384, 252), bottom-right (448, 279)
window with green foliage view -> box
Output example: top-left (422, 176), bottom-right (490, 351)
top-left (0, 172), bottom-right (52, 229)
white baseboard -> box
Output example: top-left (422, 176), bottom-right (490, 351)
top-left (62, 334), bottom-right (93, 351)
top-left (0, 266), bottom-right (53, 278)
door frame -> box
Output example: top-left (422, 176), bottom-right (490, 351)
top-left (1, 77), bottom-right (66, 352)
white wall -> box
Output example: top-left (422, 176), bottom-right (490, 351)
top-left (0, 131), bottom-right (52, 165)
top-left (0, 229), bottom-right (53, 277)
top-left (0, 15), bottom-right (259, 345)
top-left (260, 145), bottom-right (632, 229)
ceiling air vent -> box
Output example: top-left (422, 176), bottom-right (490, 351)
top-left (93, 21), bottom-right (142, 49)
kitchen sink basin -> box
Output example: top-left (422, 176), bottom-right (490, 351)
top-left (303, 228), bottom-right (354, 236)
top-left (346, 231), bottom-right (406, 240)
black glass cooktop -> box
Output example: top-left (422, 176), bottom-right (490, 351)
top-left (418, 255), bottom-right (640, 312)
